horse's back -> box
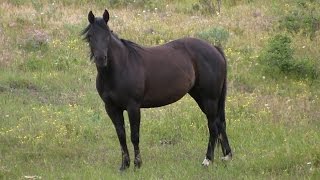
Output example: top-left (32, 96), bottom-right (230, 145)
top-left (161, 37), bottom-right (226, 73)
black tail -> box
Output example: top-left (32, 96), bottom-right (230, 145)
top-left (215, 45), bottom-right (227, 124)
top-left (219, 77), bottom-right (226, 124)
top-left (216, 76), bottom-right (226, 151)
top-left (215, 46), bottom-right (232, 157)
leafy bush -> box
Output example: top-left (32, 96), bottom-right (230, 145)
top-left (279, 11), bottom-right (319, 39)
top-left (259, 34), bottom-right (318, 80)
top-left (7, 0), bottom-right (26, 6)
top-left (191, 0), bottom-right (256, 15)
top-left (259, 34), bottom-right (294, 72)
top-left (278, 0), bottom-right (320, 39)
top-left (222, 0), bottom-right (256, 7)
top-left (108, 0), bottom-right (160, 10)
top-left (196, 26), bottom-right (229, 46)
top-left (292, 58), bottom-right (319, 80)
top-left (191, 0), bottom-right (220, 15)
top-left (21, 38), bottom-right (49, 53)
top-left (107, 0), bottom-right (132, 8)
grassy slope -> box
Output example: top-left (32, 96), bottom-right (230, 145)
top-left (0, 0), bottom-right (319, 179)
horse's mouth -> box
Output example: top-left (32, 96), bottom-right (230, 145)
top-left (95, 58), bottom-right (108, 67)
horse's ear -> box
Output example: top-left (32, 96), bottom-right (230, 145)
top-left (103, 9), bottom-right (109, 24)
top-left (88, 11), bottom-right (95, 24)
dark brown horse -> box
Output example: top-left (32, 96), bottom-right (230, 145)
top-left (83, 9), bottom-right (232, 171)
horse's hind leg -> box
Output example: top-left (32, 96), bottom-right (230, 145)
top-left (190, 91), bottom-right (232, 166)
top-left (202, 99), bottom-right (220, 166)
top-left (189, 91), bottom-right (220, 166)
top-left (217, 120), bottom-right (232, 161)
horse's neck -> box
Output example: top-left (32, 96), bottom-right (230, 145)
top-left (108, 34), bottom-right (128, 67)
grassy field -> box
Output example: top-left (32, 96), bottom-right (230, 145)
top-left (1, 0), bottom-right (320, 179)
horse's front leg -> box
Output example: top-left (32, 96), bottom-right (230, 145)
top-left (105, 104), bottom-right (130, 171)
top-left (127, 103), bottom-right (142, 169)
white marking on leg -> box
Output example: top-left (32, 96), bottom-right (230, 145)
top-left (202, 158), bottom-right (211, 166)
top-left (221, 153), bottom-right (232, 161)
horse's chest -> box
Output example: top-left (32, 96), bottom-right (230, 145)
top-left (100, 87), bottom-right (124, 105)
top-left (96, 72), bottom-right (144, 108)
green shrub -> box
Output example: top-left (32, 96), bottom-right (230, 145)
top-left (7, 0), bottom-right (26, 6)
top-left (191, 0), bottom-right (219, 15)
top-left (293, 58), bottom-right (319, 80)
top-left (259, 34), bottom-right (294, 73)
top-left (279, 11), bottom-right (319, 39)
top-left (223, 0), bottom-right (256, 7)
top-left (196, 26), bottom-right (229, 46)
top-left (108, 0), bottom-right (160, 10)
top-left (278, 0), bottom-right (320, 39)
top-left (107, 0), bottom-right (131, 8)
top-left (259, 34), bottom-right (318, 80)
top-left (191, 0), bottom-right (256, 15)
top-left (21, 38), bottom-right (49, 53)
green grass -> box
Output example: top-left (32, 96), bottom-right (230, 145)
top-left (1, 0), bottom-right (320, 179)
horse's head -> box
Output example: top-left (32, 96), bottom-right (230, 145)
top-left (83, 10), bottom-right (111, 67)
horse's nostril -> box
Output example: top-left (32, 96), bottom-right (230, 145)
top-left (94, 55), bottom-right (107, 61)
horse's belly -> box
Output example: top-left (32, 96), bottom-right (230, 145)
top-left (141, 90), bottom-right (186, 108)
top-left (141, 68), bottom-right (195, 108)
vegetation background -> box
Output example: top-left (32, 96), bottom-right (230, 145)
top-left (0, 0), bottom-right (319, 179)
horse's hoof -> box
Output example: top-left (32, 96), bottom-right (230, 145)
top-left (119, 165), bottom-right (129, 171)
top-left (119, 161), bottom-right (130, 171)
top-left (134, 159), bottom-right (142, 169)
top-left (202, 158), bottom-right (211, 166)
top-left (221, 153), bottom-right (232, 161)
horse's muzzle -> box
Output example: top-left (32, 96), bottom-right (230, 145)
top-left (95, 56), bottom-right (108, 67)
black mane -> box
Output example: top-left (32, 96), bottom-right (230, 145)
top-left (81, 24), bottom-right (94, 60)
top-left (81, 25), bottom-right (90, 42)
top-left (120, 38), bottom-right (142, 58)
top-left (82, 20), bottom-right (142, 61)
